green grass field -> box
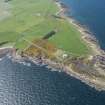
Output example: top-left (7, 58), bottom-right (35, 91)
top-left (0, 0), bottom-right (89, 56)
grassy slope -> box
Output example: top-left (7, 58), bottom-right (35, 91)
top-left (0, 0), bottom-right (89, 56)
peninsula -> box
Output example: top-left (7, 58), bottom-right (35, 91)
top-left (0, 0), bottom-right (105, 91)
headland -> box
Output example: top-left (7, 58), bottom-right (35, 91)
top-left (0, 0), bottom-right (105, 91)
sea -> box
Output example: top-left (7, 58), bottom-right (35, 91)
top-left (61, 0), bottom-right (105, 50)
top-left (0, 0), bottom-right (105, 105)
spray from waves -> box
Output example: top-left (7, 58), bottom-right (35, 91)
top-left (6, 54), bottom-right (62, 72)
top-left (46, 65), bottom-right (62, 73)
top-left (0, 58), bottom-right (3, 61)
top-left (6, 54), bottom-right (31, 67)
top-left (18, 61), bottom-right (31, 67)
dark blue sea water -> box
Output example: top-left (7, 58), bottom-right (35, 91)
top-left (61, 0), bottom-right (105, 50)
top-left (0, 56), bottom-right (105, 105)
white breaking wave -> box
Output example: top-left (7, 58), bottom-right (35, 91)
top-left (18, 61), bottom-right (31, 67)
top-left (0, 58), bottom-right (3, 61)
top-left (46, 65), bottom-right (61, 72)
top-left (7, 55), bottom-right (32, 67)
top-left (0, 56), bottom-right (5, 61)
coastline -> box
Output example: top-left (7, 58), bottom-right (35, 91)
top-left (55, 0), bottom-right (105, 91)
top-left (0, 0), bottom-right (105, 91)
top-left (55, 0), bottom-right (105, 56)
top-left (0, 48), bottom-right (105, 91)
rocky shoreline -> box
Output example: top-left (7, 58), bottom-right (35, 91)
top-left (54, 0), bottom-right (105, 91)
top-left (56, 0), bottom-right (105, 55)
top-left (0, 46), bottom-right (105, 91)
top-left (0, 0), bottom-right (105, 91)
